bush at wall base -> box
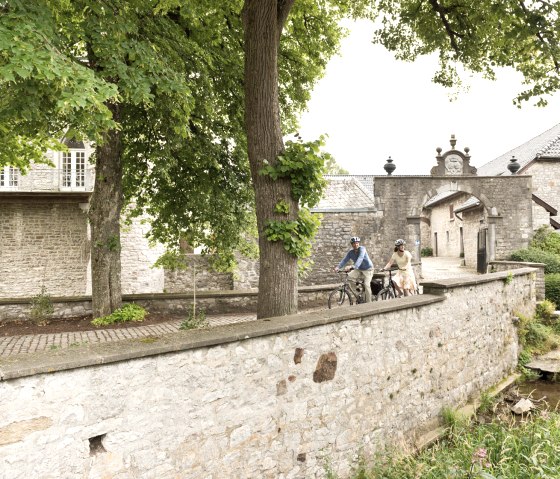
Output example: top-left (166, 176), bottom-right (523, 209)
top-left (91, 304), bottom-right (147, 327)
top-left (544, 274), bottom-right (560, 310)
top-left (421, 247), bottom-right (433, 257)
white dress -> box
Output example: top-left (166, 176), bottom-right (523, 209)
top-left (390, 250), bottom-right (417, 291)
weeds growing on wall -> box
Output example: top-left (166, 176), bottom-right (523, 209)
top-left (30, 286), bottom-right (54, 325)
top-left (91, 303), bottom-right (146, 327)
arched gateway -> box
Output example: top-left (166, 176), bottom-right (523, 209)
top-left (370, 137), bottom-right (533, 273)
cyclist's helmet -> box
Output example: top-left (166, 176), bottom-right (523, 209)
top-left (395, 238), bottom-right (405, 246)
top-left (350, 236), bottom-right (361, 244)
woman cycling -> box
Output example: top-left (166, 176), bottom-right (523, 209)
top-left (383, 239), bottom-right (417, 297)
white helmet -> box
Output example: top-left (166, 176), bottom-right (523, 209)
top-left (350, 236), bottom-right (361, 243)
top-left (395, 239), bottom-right (405, 246)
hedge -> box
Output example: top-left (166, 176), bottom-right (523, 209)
top-left (545, 274), bottom-right (560, 309)
top-left (510, 248), bottom-right (560, 274)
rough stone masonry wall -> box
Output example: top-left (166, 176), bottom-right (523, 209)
top-left (0, 269), bottom-right (535, 479)
top-left (0, 198), bottom-right (89, 298)
top-left (527, 160), bottom-right (560, 210)
top-left (303, 211), bottom-right (380, 286)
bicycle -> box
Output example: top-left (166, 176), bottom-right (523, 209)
top-left (327, 271), bottom-right (368, 308)
top-left (376, 267), bottom-right (399, 300)
top-left (376, 267), bottom-right (420, 300)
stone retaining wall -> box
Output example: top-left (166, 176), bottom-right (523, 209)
top-left (488, 260), bottom-right (545, 300)
top-left (0, 285), bottom-right (333, 323)
top-left (0, 268), bottom-right (536, 478)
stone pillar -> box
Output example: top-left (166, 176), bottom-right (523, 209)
top-left (407, 215), bottom-right (422, 266)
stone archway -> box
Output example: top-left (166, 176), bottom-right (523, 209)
top-left (370, 140), bottom-right (533, 272)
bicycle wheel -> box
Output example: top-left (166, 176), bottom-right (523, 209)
top-left (328, 288), bottom-right (353, 309)
top-left (376, 288), bottom-right (395, 301)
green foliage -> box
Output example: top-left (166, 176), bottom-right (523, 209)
top-left (264, 208), bottom-right (321, 259)
top-left (274, 200), bottom-right (290, 215)
top-left (516, 310), bottom-right (560, 358)
top-left (323, 155), bottom-right (349, 175)
top-left (92, 303), bottom-right (146, 327)
top-left (441, 406), bottom-right (470, 431)
top-left (260, 136), bottom-right (329, 209)
top-left (421, 247), bottom-right (434, 257)
top-left (535, 300), bottom-right (557, 325)
top-left (373, 0), bottom-right (560, 106)
top-left (179, 309), bottom-right (208, 330)
top-left (530, 227), bottom-right (560, 255)
top-left (510, 249), bottom-right (560, 274)
top-left (29, 286), bottom-right (54, 325)
top-left (544, 274), bottom-right (560, 310)
top-left (355, 413), bottom-right (560, 479)
top-left (477, 391), bottom-right (495, 415)
top-left (504, 272), bottom-right (513, 285)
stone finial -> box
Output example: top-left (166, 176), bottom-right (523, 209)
top-left (383, 156), bottom-right (396, 175)
top-left (507, 155), bottom-right (520, 174)
top-left (450, 134), bottom-right (457, 149)
top-left (436, 147), bottom-right (442, 154)
top-left (464, 147), bottom-right (470, 157)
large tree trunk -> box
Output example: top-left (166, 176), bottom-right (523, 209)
top-left (243, 0), bottom-right (297, 319)
top-left (89, 102), bottom-right (123, 318)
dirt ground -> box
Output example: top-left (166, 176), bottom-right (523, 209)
top-left (0, 313), bottom-right (184, 337)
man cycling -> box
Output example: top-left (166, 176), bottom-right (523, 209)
top-left (335, 236), bottom-right (374, 302)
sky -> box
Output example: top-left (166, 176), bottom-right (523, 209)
top-left (298, 19), bottom-right (560, 176)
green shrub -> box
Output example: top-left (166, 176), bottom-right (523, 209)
top-left (92, 303), bottom-right (147, 327)
top-left (530, 226), bottom-right (560, 255)
top-left (545, 273), bottom-right (560, 310)
top-left (421, 247), bottom-right (433, 257)
top-left (535, 299), bottom-right (557, 324)
top-left (30, 286), bottom-right (54, 325)
top-left (510, 248), bottom-right (560, 273)
top-left (179, 309), bottom-right (208, 330)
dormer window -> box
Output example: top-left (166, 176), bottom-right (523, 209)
top-left (0, 166), bottom-right (19, 188)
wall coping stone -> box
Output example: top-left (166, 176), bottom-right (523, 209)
top-left (0, 284), bottom-right (338, 306)
top-left (489, 260), bottom-right (546, 268)
top-left (0, 294), bottom-right (444, 381)
top-left (420, 267), bottom-right (537, 292)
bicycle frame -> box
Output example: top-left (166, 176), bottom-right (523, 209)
top-left (327, 272), bottom-right (366, 308)
top-left (376, 267), bottom-right (399, 300)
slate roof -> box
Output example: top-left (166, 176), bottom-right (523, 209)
top-left (315, 175), bottom-right (375, 210)
top-left (477, 122), bottom-right (560, 176)
top-left (454, 196), bottom-right (482, 213)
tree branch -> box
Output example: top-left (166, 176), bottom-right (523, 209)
top-left (518, 0), bottom-right (560, 72)
top-left (427, 0), bottom-right (462, 55)
top-left (276, 0), bottom-right (295, 38)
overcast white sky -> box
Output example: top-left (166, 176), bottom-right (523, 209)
top-left (298, 19), bottom-right (560, 176)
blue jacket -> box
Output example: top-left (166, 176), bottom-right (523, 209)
top-left (338, 246), bottom-right (373, 270)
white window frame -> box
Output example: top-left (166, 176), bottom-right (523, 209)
top-left (60, 149), bottom-right (87, 190)
top-left (0, 166), bottom-right (20, 189)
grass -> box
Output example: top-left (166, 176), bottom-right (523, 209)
top-left (345, 412), bottom-right (560, 479)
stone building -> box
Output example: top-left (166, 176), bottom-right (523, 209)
top-left (424, 123), bottom-right (560, 269)
top-left (1, 124), bottom-right (556, 300)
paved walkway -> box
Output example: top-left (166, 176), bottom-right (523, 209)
top-left (0, 313), bottom-right (257, 358)
top-left (0, 257), bottom-right (476, 359)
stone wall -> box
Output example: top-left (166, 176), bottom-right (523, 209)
top-left (164, 254), bottom-right (234, 293)
top-left (372, 175), bottom-right (533, 265)
top-left (119, 216), bottom-right (166, 295)
top-left (304, 211), bottom-right (381, 286)
top-left (489, 260), bottom-right (545, 300)
top-left (0, 269), bottom-right (535, 479)
top-left (428, 192), bottom-right (471, 257)
top-left (527, 160), bottom-right (560, 209)
top-left (0, 197), bottom-right (90, 298)
top-left (0, 285), bottom-right (334, 323)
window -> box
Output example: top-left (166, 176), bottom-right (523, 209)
top-left (61, 150), bottom-right (86, 189)
top-left (0, 166), bottom-right (19, 188)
